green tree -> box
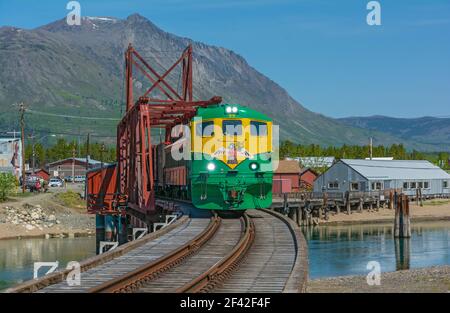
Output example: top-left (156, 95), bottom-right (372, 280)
top-left (0, 173), bottom-right (17, 201)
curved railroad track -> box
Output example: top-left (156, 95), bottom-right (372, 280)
top-left (89, 213), bottom-right (255, 293)
top-left (9, 204), bottom-right (307, 293)
top-left (89, 208), bottom-right (307, 293)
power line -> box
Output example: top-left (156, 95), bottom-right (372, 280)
top-left (29, 128), bottom-right (117, 138)
top-left (26, 109), bottom-right (121, 121)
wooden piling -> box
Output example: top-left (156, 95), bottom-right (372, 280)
top-left (389, 191), bottom-right (394, 210)
top-left (419, 188), bottom-right (423, 207)
top-left (358, 198), bottom-right (363, 213)
top-left (320, 193), bottom-right (327, 219)
top-left (345, 191), bottom-right (351, 215)
top-left (394, 194), bottom-right (411, 238)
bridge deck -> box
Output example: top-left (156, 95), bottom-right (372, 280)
top-left (213, 210), bottom-right (296, 293)
top-left (38, 218), bottom-right (210, 293)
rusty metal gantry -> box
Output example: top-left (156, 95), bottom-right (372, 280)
top-left (117, 44), bottom-right (221, 216)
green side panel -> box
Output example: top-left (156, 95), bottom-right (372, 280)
top-left (190, 153), bottom-right (273, 210)
top-left (195, 103), bottom-right (272, 121)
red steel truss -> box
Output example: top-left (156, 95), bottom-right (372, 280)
top-left (115, 44), bottom-right (222, 215)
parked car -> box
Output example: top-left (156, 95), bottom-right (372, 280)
top-left (64, 176), bottom-right (73, 182)
top-left (49, 178), bottom-right (63, 187)
top-left (74, 175), bottom-right (85, 183)
top-left (25, 175), bottom-right (48, 192)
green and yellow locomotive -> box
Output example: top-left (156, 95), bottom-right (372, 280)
top-left (155, 103), bottom-right (273, 211)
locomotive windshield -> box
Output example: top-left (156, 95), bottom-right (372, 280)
top-left (250, 121), bottom-right (267, 136)
top-left (222, 120), bottom-right (242, 136)
top-left (196, 121), bottom-right (214, 137)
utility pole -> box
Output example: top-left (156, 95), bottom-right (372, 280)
top-left (29, 133), bottom-right (36, 174)
top-left (369, 137), bottom-right (373, 160)
top-left (85, 133), bottom-right (90, 173)
top-left (100, 143), bottom-right (106, 184)
top-left (85, 133), bottom-right (90, 202)
top-left (72, 146), bottom-right (76, 183)
top-left (19, 103), bottom-right (26, 193)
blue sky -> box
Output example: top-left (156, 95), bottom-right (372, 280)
top-left (0, 0), bottom-right (449, 118)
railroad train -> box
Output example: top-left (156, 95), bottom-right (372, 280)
top-left (155, 103), bottom-right (273, 211)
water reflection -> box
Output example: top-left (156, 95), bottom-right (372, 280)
top-left (304, 221), bottom-right (450, 279)
top-left (0, 237), bottom-right (95, 291)
top-left (394, 238), bottom-right (410, 270)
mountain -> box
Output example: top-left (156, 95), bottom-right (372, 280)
top-left (338, 116), bottom-right (450, 151)
top-left (0, 14), bottom-right (444, 150)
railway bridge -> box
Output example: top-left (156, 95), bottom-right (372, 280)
top-left (8, 43), bottom-right (309, 293)
top-left (8, 205), bottom-right (308, 293)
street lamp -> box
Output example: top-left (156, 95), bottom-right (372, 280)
top-left (29, 134), bottom-right (56, 173)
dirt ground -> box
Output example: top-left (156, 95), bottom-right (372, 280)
top-left (307, 266), bottom-right (450, 293)
top-left (0, 185), bottom-right (94, 240)
top-left (321, 199), bottom-right (450, 225)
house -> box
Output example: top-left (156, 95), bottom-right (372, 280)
top-left (47, 158), bottom-right (105, 179)
top-left (273, 160), bottom-right (301, 193)
top-left (299, 168), bottom-right (318, 189)
top-left (314, 159), bottom-right (450, 196)
top-left (26, 168), bottom-right (50, 181)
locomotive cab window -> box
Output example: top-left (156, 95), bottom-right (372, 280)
top-left (222, 120), bottom-right (242, 136)
top-left (250, 121), bottom-right (268, 136)
top-left (196, 121), bottom-right (214, 137)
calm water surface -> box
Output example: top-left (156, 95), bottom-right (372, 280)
top-left (304, 221), bottom-right (450, 279)
top-left (0, 236), bottom-right (95, 291)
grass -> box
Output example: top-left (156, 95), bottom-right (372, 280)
top-left (54, 190), bottom-right (86, 210)
top-left (425, 199), bottom-right (450, 206)
top-left (0, 191), bottom-right (34, 203)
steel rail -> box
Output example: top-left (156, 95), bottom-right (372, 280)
top-left (88, 213), bottom-right (221, 293)
top-left (175, 213), bottom-right (255, 293)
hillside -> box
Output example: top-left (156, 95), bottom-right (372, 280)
top-left (0, 14), bottom-right (443, 150)
top-left (338, 116), bottom-right (450, 151)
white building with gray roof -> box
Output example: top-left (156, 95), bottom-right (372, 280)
top-left (314, 159), bottom-right (450, 196)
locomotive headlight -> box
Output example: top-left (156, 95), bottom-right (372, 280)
top-left (249, 162), bottom-right (259, 171)
top-left (207, 162), bottom-right (216, 171)
top-left (225, 106), bottom-right (232, 113)
top-left (232, 106), bottom-right (238, 113)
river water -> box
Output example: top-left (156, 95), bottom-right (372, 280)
top-left (1, 221), bottom-right (449, 290)
top-left (304, 221), bottom-right (450, 279)
top-left (0, 236), bottom-right (95, 291)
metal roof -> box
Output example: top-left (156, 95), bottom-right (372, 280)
top-left (47, 157), bottom-right (106, 167)
top-left (274, 160), bottom-right (301, 174)
top-left (294, 156), bottom-right (335, 168)
top-left (340, 159), bottom-right (450, 180)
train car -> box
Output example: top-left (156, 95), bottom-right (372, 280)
top-left (158, 103), bottom-right (273, 211)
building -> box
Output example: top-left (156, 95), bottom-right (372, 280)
top-left (292, 156), bottom-right (335, 168)
top-left (26, 168), bottom-right (50, 181)
top-left (0, 137), bottom-right (23, 179)
top-left (299, 168), bottom-right (318, 189)
top-left (314, 159), bottom-right (450, 196)
top-left (364, 157), bottom-right (394, 160)
top-left (47, 158), bottom-right (105, 179)
top-left (273, 160), bottom-right (301, 193)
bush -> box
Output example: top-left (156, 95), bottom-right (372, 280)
top-left (55, 190), bottom-right (85, 209)
top-left (0, 173), bottom-right (18, 201)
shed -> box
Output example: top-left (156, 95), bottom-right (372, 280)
top-left (26, 168), bottom-right (50, 181)
top-left (273, 160), bottom-right (301, 193)
top-left (314, 159), bottom-right (450, 196)
top-left (299, 168), bottom-right (318, 189)
top-left (47, 158), bottom-right (106, 179)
